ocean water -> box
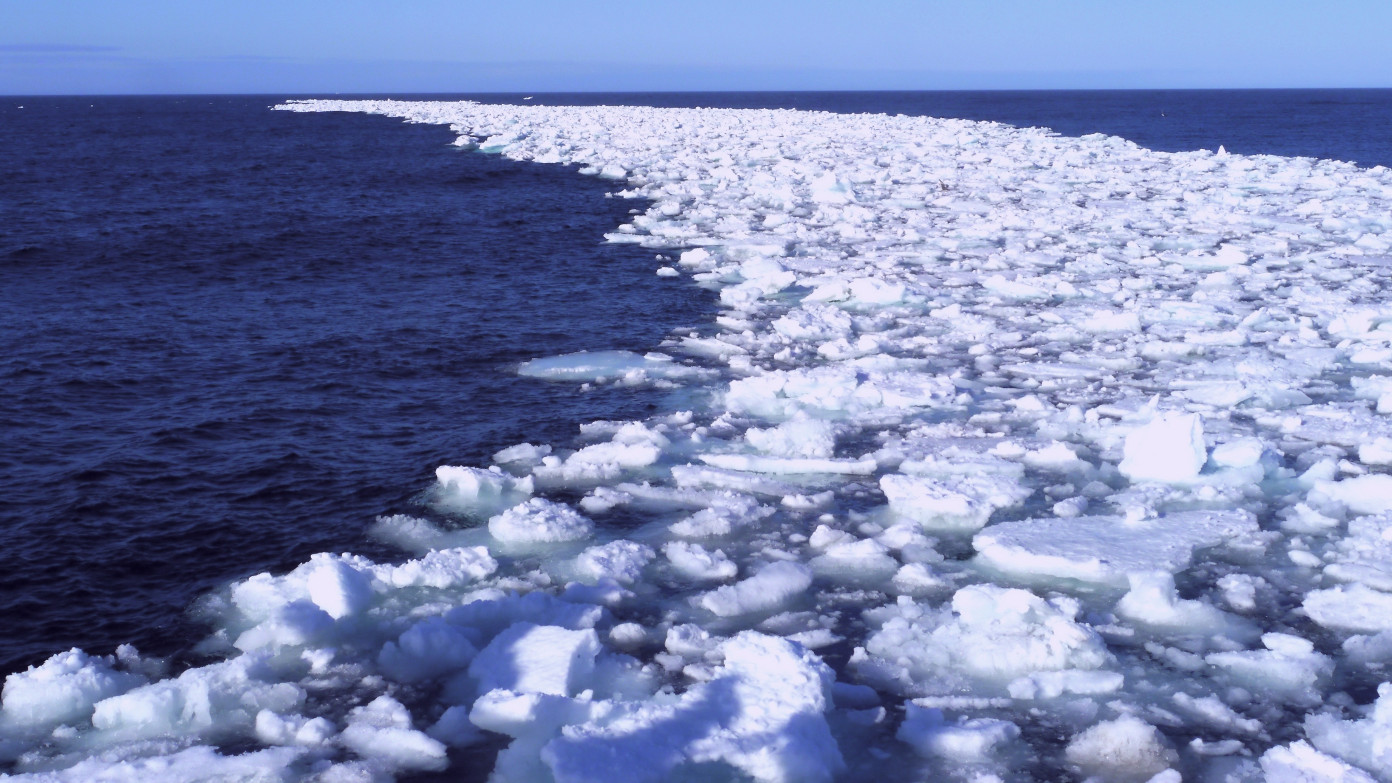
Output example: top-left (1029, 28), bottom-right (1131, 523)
top-left (2, 87), bottom-right (1388, 683)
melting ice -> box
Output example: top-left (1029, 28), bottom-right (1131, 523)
top-left (6, 98), bottom-right (1392, 781)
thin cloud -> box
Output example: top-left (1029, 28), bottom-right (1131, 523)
top-left (0, 44), bottom-right (121, 54)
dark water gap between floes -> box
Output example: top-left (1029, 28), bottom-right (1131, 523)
top-left (0, 96), bottom-right (716, 678)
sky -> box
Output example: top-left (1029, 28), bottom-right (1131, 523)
top-left (3, 0), bottom-right (1391, 95)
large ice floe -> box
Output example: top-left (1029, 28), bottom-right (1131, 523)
top-left (6, 99), bottom-right (1392, 781)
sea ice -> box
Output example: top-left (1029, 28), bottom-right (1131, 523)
top-left (896, 705), bottom-right (1020, 762)
top-left (880, 472), bottom-right (1030, 532)
top-left (1064, 715), bottom-right (1178, 783)
top-left (504, 632), bottom-right (844, 783)
top-left (469, 623), bottom-right (601, 697)
top-left (1303, 583), bottom-right (1392, 634)
top-left (695, 561), bottom-right (813, 617)
top-left (519, 349), bottom-right (712, 387)
top-left (663, 540), bottom-right (739, 581)
top-left (488, 497), bottom-right (595, 545)
top-left (856, 585), bottom-right (1113, 697)
top-left (974, 510), bottom-right (1258, 587)
top-left (572, 539), bottom-right (656, 584)
top-left (435, 464), bottom-right (534, 515)
top-left (1, 649), bottom-right (146, 729)
top-left (1118, 412), bottom-right (1207, 484)
top-left (13, 93), bottom-right (1391, 780)
top-left (339, 695), bottom-right (449, 772)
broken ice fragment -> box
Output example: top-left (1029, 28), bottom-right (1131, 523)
top-left (1119, 412), bottom-right (1207, 484)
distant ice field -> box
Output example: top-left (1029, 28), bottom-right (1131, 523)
top-left (449, 89), bottom-right (1392, 170)
top-left (7, 94), bottom-right (1392, 781)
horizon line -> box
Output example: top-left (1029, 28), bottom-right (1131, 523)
top-left (7, 85), bottom-right (1392, 99)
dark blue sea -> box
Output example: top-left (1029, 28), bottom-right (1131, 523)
top-left (2, 89), bottom-right (1390, 679)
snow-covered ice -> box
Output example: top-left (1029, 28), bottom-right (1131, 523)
top-left (6, 97), bottom-right (1392, 781)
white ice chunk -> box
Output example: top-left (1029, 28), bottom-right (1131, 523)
top-left (847, 277), bottom-right (907, 305)
top-left (809, 538), bottom-right (899, 582)
top-left (1006, 668), bottom-right (1124, 700)
top-left (378, 546), bottom-right (498, 589)
top-left (91, 654), bottom-right (303, 741)
top-left (892, 563), bottom-right (951, 594)
top-left (435, 465), bottom-right (534, 514)
top-left (982, 274), bottom-right (1053, 301)
top-left (489, 497), bottom-right (594, 545)
top-left (975, 510), bottom-right (1257, 587)
top-left (809, 524), bottom-right (856, 550)
top-left (1303, 682), bottom-right (1392, 779)
top-left (1261, 741), bottom-right (1380, 783)
top-left (1211, 437), bottom-right (1266, 469)
top-left (880, 472), bottom-right (1030, 532)
top-left (723, 365), bottom-right (953, 420)
top-left (426, 705), bottom-right (487, 749)
top-left (859, 586), bottom-right (1111, 696)
top-left (1, 648), bottom-right (146, 728)
top-left (369, 513), bottom-right (473, 555)
top-left (1170, 692), bottom-right (1261, 736)
top-left (1311, 474), bottom-right (1392, 516)
top-left (520, 350), bottom-right (709, 385)
top-left (896, 704), bottom-right (1019, 762)
top-left (573, 540), bottom-right (656, 584)
top-left (305, 554), bottom-right (374, 620)
top-left (494, 442), bottom-right (552, 465)
top-left (698, 452), bottom-right (876, 475)
top-left (254, 709), bottom-right (335, 748)
top-left (1323, 513), bottom-right (1392, 591)
top-left (771, 304), bottom-right (854, 341)
top-left (1114, 571), bottom-right (1254, 641)
top-left (1359, 438), bottom-right (1392, 466)
top-left (340, 695), bottom-right (448, 771)
top-left (1206, 633), bottom-right (1332, 708)
top-left (1304, 583), bottom-right (1392, 633)
top-left (228, 554), bottom-right (375, 644)
top-left (539, 632), bottom-right (844, 783)
top-left (569, 439), bottom-right (665, 471)
top-left (1080, 309), bottom-right (1142, 335)
top-left (663, 540), bottom-right (739, 581)
top-left (532, 428), bottom-right (668, 489)
top-left (469, 623), bottom-right (601, 697)
top-left (745, 417), bottom-right (838, 459)
top-left (1119, 412), bottom-right (1207, 483)
top-left (232, 600), bottom-right (334, 652)
top-left (696, 561), bottom-right (813, 617)
top-left (1021, 441), bottom-right (1087, 472)
top-left (809, 172), bottom-right (855, 204)
top-left (445, 591), bottom-right (604, 641)
top-left (1065, 715), bottom-right (1178, 783)
top-left (6, 745), bottom-right (305, 782)
top-left (378, 617), bottom-right (479, 683)
top-left (608, 623), bottom-right (649, 649)
top-left (669, 494), bottom-right (774, 538)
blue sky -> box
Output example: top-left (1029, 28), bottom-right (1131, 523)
top-left (4, 0), bottom-right (1390, 94)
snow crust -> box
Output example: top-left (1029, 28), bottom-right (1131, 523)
top-left (6, 97), bottom-right (1392, 780)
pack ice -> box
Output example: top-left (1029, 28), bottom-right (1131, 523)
top-left (5, 98), bottom-right (1392, 781)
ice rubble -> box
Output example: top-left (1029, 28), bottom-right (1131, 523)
top-left (7, 99), bottom-right (1392, 781)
